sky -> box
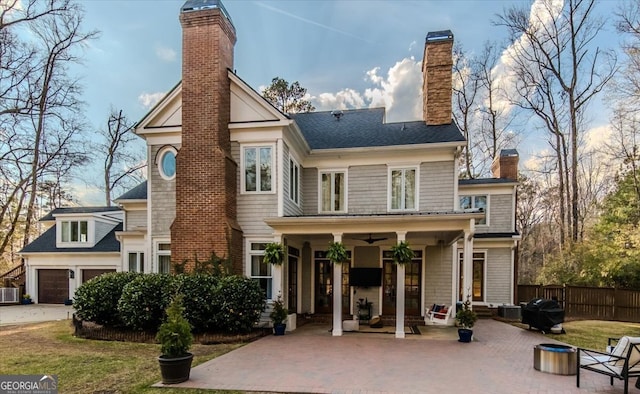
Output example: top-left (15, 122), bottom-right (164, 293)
top-left (70, 0), bottom-right (622, 204)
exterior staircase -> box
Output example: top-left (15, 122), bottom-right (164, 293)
top-left (0, 262), bottom-right (25, 303)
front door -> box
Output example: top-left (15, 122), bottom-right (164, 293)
top-left (382, 249), bottom-right (422, 315)
top-left (314, 250), bottom-right (350, 314)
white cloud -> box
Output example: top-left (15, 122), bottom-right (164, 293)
top-left (138, 92), bottom-right (165, 108)
top-left (155, 45), bottom-right (176, 62)
top-left (585, 124), bottom-right (612, 151)
top-left (314, 89), bottom-right (366, 111)
top-left (311, 57), bottom-right (422, 123)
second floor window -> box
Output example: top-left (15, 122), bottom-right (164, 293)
top-left (320, 171), bottom-right (345, 212)
top-left (389, 167), bottom-right (417, 211)
top-left (289, 158), bottom-right (300, 204)
top-left (61, 220), bottom-right (88, 243)
top-left (243, 146), bottom-right (272, 192)
top-left (460, 195), bottom-right (487, 225)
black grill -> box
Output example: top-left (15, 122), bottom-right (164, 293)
top-left (521, 298), bottom-right (564, 333)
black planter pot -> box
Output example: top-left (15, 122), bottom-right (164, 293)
top-left (158, 353), bottom-right (193, 384)
top-left (273, 323), bottom-right (286, 336)
top-left (458, 328), bottom-right (473, 343)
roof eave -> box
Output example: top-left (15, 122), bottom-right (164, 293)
top-left (310, 140), bottom-right (464, 155)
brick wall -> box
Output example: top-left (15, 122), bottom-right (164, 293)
top-left (422, 34), bottom-right (453, 126)
top-left (172, 7), bottom-right (243, 273)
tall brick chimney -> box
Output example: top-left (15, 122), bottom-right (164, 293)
top-left (422, 30), bottom-right (454, 126)
top-left (172, 0), bottom-right (243, 273)
top-left (491, 149), bottom-right (520, 180)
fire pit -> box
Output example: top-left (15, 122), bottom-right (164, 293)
top-left (533, 343), bottom-right (576, 375)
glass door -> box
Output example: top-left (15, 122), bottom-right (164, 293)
top-left (314, 250), bottom-right (351, 314)
top-left (383, 249), bottom-right (422, 315)
top-left (288, 247), bottom-right (299, 312)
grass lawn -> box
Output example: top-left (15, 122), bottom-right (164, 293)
top-left (0, 320), bottom-right (244, 393)
top-left (510, 319), bottom-right (640, 350)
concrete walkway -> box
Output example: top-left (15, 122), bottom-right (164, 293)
top-left (0, 304), bottom-right (74, 326)
top-left (163, 319), bottom-right (634, 394)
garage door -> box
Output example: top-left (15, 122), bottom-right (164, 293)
top-left (38, 269), bottom-right (69, 304)
top-left (82, 269), bottom-right (116, 283)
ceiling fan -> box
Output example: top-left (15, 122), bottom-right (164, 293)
top-left (357, 233), bottom-right (388, 244)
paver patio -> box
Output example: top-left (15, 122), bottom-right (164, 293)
top-left (161, 318), bottom-right (635, 393)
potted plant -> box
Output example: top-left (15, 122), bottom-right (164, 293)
top-left (21, 294), bottom-right (32, 305)
top-left (156, 295), bottom-right (194, 384)
top-left (455, 294), bottom-right (477, 343)
top-left (326, 241), bottom-right (348, 264)
top-left (390, 241), bottom-right (415, 265)
top-left (270, 293), bottom-right (288, 335)
top-left (263, 242), bottom-right (285, 265)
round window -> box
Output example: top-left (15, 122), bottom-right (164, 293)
top-left (159, 148), bottom-right (176, 180)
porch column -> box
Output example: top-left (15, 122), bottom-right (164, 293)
top-left (272, 234), bottom-right (283, 302)
top-left (332, 233), bottom-right (343, 336)
top-left (395, 231), bottom-right (407, 339)
top-left (462, 227), bottom-right (474, 308)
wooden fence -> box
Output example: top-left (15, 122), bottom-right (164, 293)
top-left (518, 285), bottom-right (640, 323)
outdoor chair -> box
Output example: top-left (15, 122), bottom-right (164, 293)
top-left (424, 304), bottom-right (453, 326)
top-left (577, 336), bottom-right (640, 394)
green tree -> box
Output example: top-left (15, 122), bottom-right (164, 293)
top-left (262, 77), bottom-right (315, 114)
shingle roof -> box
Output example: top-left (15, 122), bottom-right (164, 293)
top-left (459, 178), bottom-right (518, 185)
top-left (116, 181), bottom-right (147, 201)
top-left (290, 108), bottom-right (464, 150)
top-left (19, 223), bottom-right (123, 253)
top-left (39, 207), bottom-right (122, 221)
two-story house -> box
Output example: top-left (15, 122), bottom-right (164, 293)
top-left (20, 0), bottom-right (519, 339)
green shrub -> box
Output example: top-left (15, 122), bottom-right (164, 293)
top-left (118, 274), bottom-right (176, 331)
top-left (73, 272), bottom-right (142, 327)
top-left (212, 276), bottom-right (265, 333)
top-left (156, 295), bottom-right (193, 357)
top-left (175, 273), bottom-right (219, 332)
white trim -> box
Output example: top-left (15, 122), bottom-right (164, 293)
top-left (157, 146), bottom-right (177, 181)
top-left (317, 168), bottom-right (348, 214)
top-left (154, 239), bottom-right (171, 274)
top-left (277, 139), bottom-right (284, 217)
top-left (387, 165), bottom-right (420, 212)
top-left (511, 186), bottom-right (517, 232)
top-left (288, 155), bottom-right (301, 207)
top-left (240, 143), bottom-right (277, 194)
top-left (245, 239), bottom-right (274, 300)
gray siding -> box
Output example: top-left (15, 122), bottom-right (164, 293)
top-left (485, 248), bottom-right (512, 304)
top-left (232, 142), bottom-right (278, 235)
top-left (421, 161), bottom-right (455, 211)
top-left (488, 194), bottom-right (513, 233)
top-left (126, 210), bottom-right (147, 231)
top-left (349, 165), bottom-right (387, 214)
top-left (424, 245), bottom-right (454, 310)
top-left (150, 144), bottom-right (177, 236)
top-left (302, 167), bottom-right (318, 215)
top-left (283, 144), bottom-right (303, 217)
top-left (95, 221), bottom-right (115, 243)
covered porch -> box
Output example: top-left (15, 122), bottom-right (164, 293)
top-left (263, 211), bottom-right (483, 338)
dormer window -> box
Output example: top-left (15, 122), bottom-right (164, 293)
top-left (61, 220), bottom-right (88, 243)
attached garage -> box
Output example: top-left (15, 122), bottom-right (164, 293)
top-left (82, 269), bottom-right (116, 283)
top-left (38, 269), bottom-right (69, 304)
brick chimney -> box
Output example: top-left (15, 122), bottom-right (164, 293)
top-left (172, 0), bottom-right (243, 273)
top-left (422, 30), bottom-right (454, 126)
top-left (491, 149), bottom-right (519, 180)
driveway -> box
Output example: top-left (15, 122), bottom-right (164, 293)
top-left (162, 319), bottom-right (632, 394)
top-left (0, 304), bottom-right (74, 326)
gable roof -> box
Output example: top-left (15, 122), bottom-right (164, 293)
top-left (39, 207), bottom-right (122, 221)
top-left (290, 108), bottom-right (464, 150)
top-left (116, 181), bottom-right (148, 201)
top-left (19, 223), bottom-right (123, 254)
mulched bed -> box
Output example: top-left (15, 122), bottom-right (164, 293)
top-left (73, 317), bottom-right (269, 344)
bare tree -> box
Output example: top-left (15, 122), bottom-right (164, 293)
top-left (97, 108), bottom-right (146, 206)
top-left (497, 0), bottom-right (617, 243)
top-left (0, 0), bottom-right (97, 264)
top-left (452, 44), bottom-right (480, 178)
